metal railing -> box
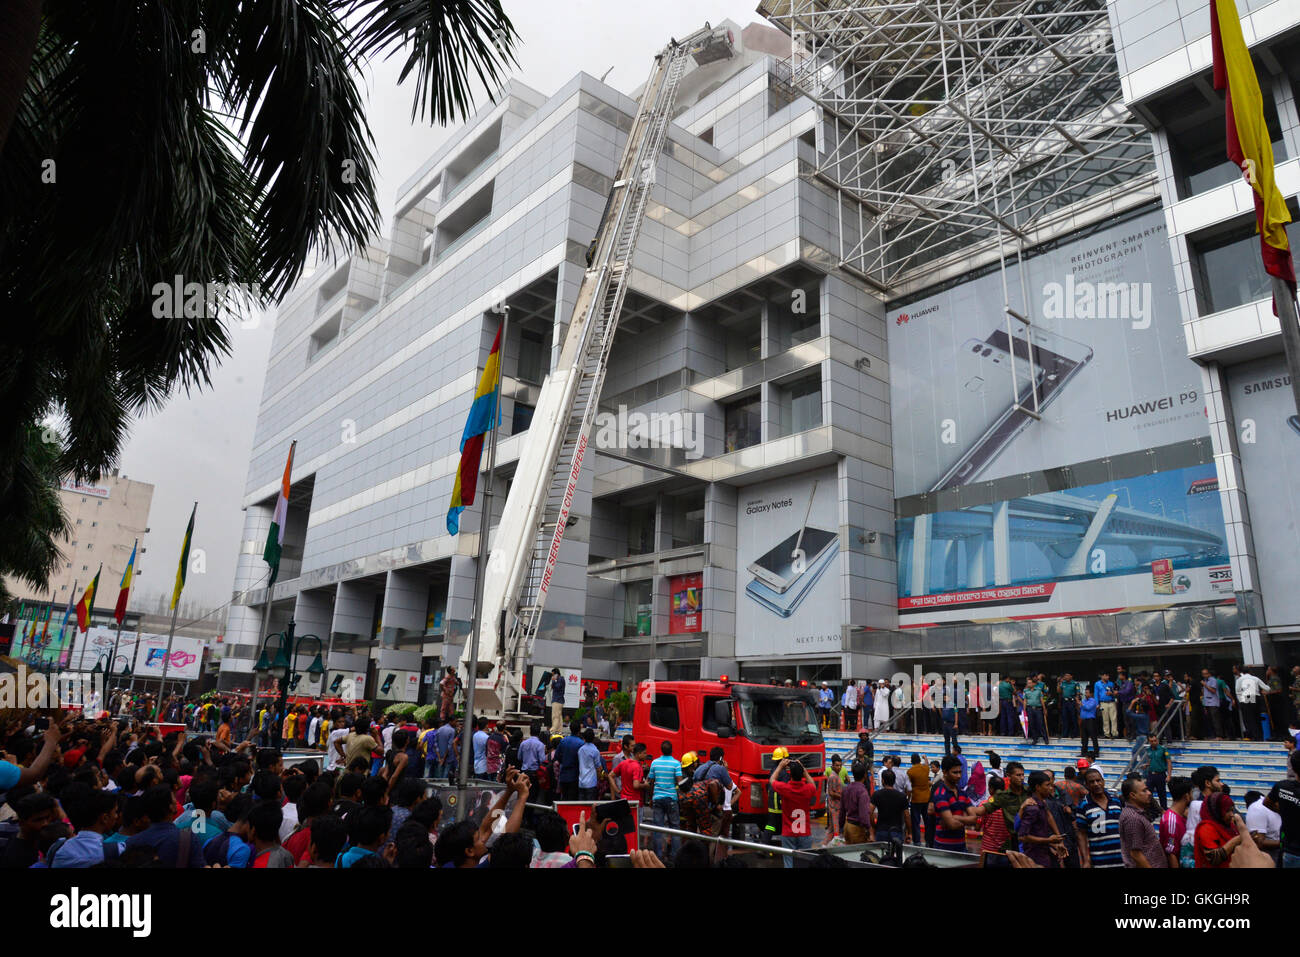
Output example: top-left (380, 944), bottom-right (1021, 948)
top-left (1123, 695), bottom-right (1186, 779)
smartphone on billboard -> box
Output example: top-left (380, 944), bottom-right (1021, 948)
top-left (745, 540), bottom-right (838, 618)
top-left (747, 526), bottom-right (838, 593)
top-left (930, 324), bottom-right (1093, 491)
top-left (380, 673), bottom-right (396, 695)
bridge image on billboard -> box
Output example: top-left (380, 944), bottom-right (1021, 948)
top-left (895, 463), bottom-right (1231, 626)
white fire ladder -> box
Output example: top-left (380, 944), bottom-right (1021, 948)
top-left (462, 24), bottom-right (735, 713)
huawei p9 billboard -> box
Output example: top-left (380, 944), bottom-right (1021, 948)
top-left (887, 209), bottom-right (1229, 626)
top-left (888, 210), bottom-right (1209, 497)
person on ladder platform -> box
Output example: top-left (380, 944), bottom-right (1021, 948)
top-left (764, 746), bottom-right (789, 843)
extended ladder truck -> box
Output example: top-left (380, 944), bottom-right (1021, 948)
top-left (459, 24), bottom-right (735, 718)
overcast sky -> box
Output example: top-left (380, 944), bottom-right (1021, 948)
top-left (117, 1), bottom-right (767, 614)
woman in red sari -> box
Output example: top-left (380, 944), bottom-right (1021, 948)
top-left (1193, 792), bottom-right (1245, 868)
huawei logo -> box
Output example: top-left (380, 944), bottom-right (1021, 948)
top-left (896, 313), bottom-right (910, 326)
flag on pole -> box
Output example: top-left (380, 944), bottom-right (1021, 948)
top-left (172, 503), bottom-right (196, 610)
top-left (263, 442), bottom-right (296, 587)
top-left (115, 539), bottom-right (137, 623)
top-left (1210, 0), bottom-right (1296, 309)
top-left (57, 586), bottom-right (75, 647)
top-left (447, 326), bottom-right (502, 535)
top-left (76, 566), bottom-right (101, 632)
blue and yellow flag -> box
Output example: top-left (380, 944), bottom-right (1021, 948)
top-left (447, 325), bottom-right (502, 535)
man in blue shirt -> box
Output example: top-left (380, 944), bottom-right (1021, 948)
top-left (1095, 673), bottom-right (1118, 739)
top-left (577, 729), bottom-right (605, 799)
top-left (432, 717), bottom-right (458, 779)
top-left (557, 721), bottom-right (584, 800)
top-left (1079, 689), bottom-right (1100, 757)
top-left (1115, 668), bottom-right (1136, 740)
top-left (518, 722), bottom-right (547, 794)
top-left (48, 784), bottom-right (122, 868)
top-left (646, 741), bottom-right (684, 859)
top-left (471, 717), bottom-right (489, 777)
top-left (173, 779), bottom-right (229, 846)
top-left (125, 785), bottom-right (207, 868)
top-left (549, 671), bottom-right (567, 736)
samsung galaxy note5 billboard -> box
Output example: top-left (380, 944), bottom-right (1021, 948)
top-left (887, 209), bottom-right (1228, 626)
top-left (736, 467), bottom-right (841, 657)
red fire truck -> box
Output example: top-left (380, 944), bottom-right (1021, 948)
top-left (606, 677), bottom-right (825, 823)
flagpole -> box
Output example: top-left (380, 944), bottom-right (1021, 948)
top-left (1269, 276), bottom-right (1300, 425)
top-left (61, 580), bottom-right (77, 667)
top-left (248, 595), bottom-right (272, 741)
top-left (459, 305), bottom-right (508, 792)
top-left (160, 501), bottom-right (196, 707)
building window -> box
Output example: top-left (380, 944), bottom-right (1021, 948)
top-left (517, 329), bottom-right (547, 384)
top-left (722, 312), bottom-right (761, 371)
top-left (625, 503), bottom-right (656, 557)
top-left (623, 579), bottom-right (653, 637)
top-left (1168, 95), bottom-right (1285, 199)
top-left (723, 395), bottom-right (761, 452)
top-left (648, 692), bottom-right (680, 730)
top-left (76, 518), bottom-right (82, 525)
top-left (511, 403), bottom-right (535, 435)
top-left (91, 521), bottom-right (97, 527)
top-left (82, 565), bottom-right (88, 571)
top-left (667, 489), bottom-right (705, 548)
top-left (788, 374), bottom-right (823, 434)
top-left (1190, 223), bottom-right (1274, 314)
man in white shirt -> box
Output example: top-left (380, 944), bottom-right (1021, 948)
top-left (381, 717), bottom-right (396, 753)
top-left (842, 680), bottom-right (859, 731)
top-left (1244, 790), bottom-right (1282, 862)
top-left (326, 720), bottom-right (350, 771)
top-left (308, 712), bottom-right (322, 751)
top-left (1233, 666), bottom-right (1270, 741)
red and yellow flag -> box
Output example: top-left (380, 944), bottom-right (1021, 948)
top-left (1210, 0), bottom-right (1296, 310)
top-left (75, 564), bottom-right (101, 632)
top-left (114, 539), bottom-right (137, 623)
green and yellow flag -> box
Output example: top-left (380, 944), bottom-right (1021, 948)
top-left (171, 503), bottom-right (196, 610)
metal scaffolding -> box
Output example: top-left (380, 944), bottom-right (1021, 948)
top-left (759, 0), bottom-right (1156, 297)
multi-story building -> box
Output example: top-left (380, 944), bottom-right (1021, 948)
top-left (223, 4), bottom-right (1300, 702)
top-left (7, 469), bottom-right (154, 617)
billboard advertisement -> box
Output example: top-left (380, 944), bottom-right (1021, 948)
top-left (736, 467), bottom-right (841, 657)
top-left (132, 635), bottom-right (206, 681)
top-left (1226, 356), bottom-right (1300, 626)
top-left (887, 209), bottom-right (1209, 498)
top-left (669, 573), bottom-right (702, 634)
top-left (896, 462), bottom-right (1231, 626)
top-left (62, 627), bottom-right (204, 679)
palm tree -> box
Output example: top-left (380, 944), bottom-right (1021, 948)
top-left (0, 423), bottom-right (68, 610)
top-left (0, 1), bottom-right (518, 597)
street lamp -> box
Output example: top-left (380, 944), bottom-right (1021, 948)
top-left (253, 618), bottom-right (325, 745)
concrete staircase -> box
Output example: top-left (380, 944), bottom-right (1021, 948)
top-left (823, 731), bottom-right (1291, 795)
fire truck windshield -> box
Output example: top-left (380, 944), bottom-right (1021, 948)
top-left (733, 688), bottom-right (822, 745)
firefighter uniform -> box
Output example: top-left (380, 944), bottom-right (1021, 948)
top-left (764, 747), bottom-right (789, 842)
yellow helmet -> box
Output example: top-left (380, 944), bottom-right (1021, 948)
top-left (771, 746), bottom-right (789, 761)
top-left (681, 750), bottom-right (698, 768)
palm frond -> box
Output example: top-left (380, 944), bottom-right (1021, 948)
top-left (338, 0), bottom-right (519, 124)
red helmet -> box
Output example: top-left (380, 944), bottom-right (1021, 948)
top-left (1076, 758), bottom-right (1090, 769)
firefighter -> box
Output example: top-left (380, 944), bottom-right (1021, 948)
top-left (764, 746), bottom-right (790, 843)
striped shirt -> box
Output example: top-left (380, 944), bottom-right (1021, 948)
top-left (1075, 792), bottom-right (1123, 867)
top-left (647, 756), bottom-right (682, 802)
top-left (931, 781), bottom-right (972, 851)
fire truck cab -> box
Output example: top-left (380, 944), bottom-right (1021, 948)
top-left (610, 677), bottom-right (825, 823)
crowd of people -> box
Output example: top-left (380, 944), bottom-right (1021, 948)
top-left (1, 657), bottom-right (1296, 870)
top-left (818, 727), bottom-right (1299, 869)
top-left (821, 664), bottom-right (1300, 753)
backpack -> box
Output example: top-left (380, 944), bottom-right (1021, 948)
top-left (203, 830), bottom-right (240, 867)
